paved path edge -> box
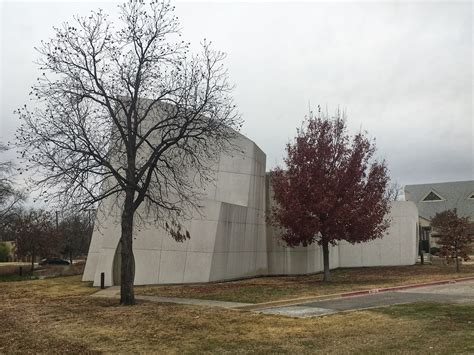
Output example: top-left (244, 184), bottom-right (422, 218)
top-left (90, 287), bottom-right (252, 309)
top-left (235, 276), bottom-right (474, 311)
top-left (90, 276), bottom-right (474, 311)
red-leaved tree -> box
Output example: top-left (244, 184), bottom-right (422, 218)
top-left (14, 209), bottom-right (58, 272)
top-left (270, 108), bottom-right (391, 281)
top-left (431, 209), bottom-right (472, 272)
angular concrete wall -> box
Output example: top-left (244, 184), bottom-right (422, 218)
top-left (84, 129), bottom-right (419, 286)
top-left (265, 194), bottom-right (418, 275)
top-left (83, 132), bottom-right (267, 286)
top-left (263, 173), bottom-right (342, 275)
top-left (338, 201), bottom-right (418, 267)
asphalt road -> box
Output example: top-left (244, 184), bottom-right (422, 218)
top-left (260, 280), bottom-right (474, 318)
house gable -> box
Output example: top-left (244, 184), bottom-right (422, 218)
top-left (421, 190), bottom-right (444, 202)
top-left (405, 180), bottom-right (474, 221)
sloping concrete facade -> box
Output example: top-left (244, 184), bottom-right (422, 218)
top-left (83, 133), bottom-right (267, 286)
top-left (83, 133), bottom-right (418, 286)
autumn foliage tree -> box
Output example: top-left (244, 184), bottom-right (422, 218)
top-left (431, 209), bottom-right (472, 272)
top-left (14, 209), bottom-right (57, 272)
top-left (270, 108), bottom-right (391, 281)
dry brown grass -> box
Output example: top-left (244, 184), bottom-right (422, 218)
top-left (0, 261), bottom-right (85, 279)
top-left (0, 262), bottom-right (31, 276)
top-left (34, 262), bottom-right (86, 278)
top-left (136, 264), bottom-right (474, 303)
top-left (1, 275), bottom-right (473, 354)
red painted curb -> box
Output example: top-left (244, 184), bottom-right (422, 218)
top-left (340, 276), bottom-right (474, 298)
top-left (235, 276), bottom-right (474, 311)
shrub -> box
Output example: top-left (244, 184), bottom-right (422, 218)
top-left (430, 247), bottom-right (441, 256)
top-left (0, 243), bottom-right (11, 262)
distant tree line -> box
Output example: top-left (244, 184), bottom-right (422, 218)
top-left (0, 143), bottom-right (92, 269)
top-left (0, 208), bottom-right (93, 271)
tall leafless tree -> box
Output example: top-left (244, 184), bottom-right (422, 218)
top-left (0, 144), bottom-right (24, 231)
top-left (16, 0), bottom-right (240, 305)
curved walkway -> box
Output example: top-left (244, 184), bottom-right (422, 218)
top-left (91, 277), bottom-right (474, 317)
top-left (91, 286), bottom-right (251, 308)
top-left (259, 280), bottom-right (474, 317)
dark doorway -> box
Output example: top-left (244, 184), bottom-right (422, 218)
top-left (113, 242), bottom-right (122, 285)
top-left (112, 242), bottom-right (136, 285)
top-left (419, 226), bottom-right (431, 253)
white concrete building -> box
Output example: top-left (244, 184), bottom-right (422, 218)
top-left (83, 132), bottom-right (419, 286)
top-left (266, 201), bottom-right (418, 276)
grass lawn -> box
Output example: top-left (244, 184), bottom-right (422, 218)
top-left (0, 261), bottom-right (85, 281)
top-left (0, 263), bottom-right (38, 282)
top-left (0, 274), bottom-right (38, 282)
top-left (1, 275), bottom-right (473, 353)
top-left (0, 262), bottom-right (32, 276)
top-left (135, 264), bottom-right (474, 304)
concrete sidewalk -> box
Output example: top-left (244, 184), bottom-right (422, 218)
top-left (92, 286), bottom-right (251, 309)
top-left (235, 275), bottom-right (474, 311)
top-left (260, 280), bottom-right (474, 318)
top-left (91, 276), bottom-right (474, 315)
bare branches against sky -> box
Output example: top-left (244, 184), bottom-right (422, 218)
top-left (1, 0), bottom-right (472, 187)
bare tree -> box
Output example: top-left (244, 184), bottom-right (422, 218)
top-left (58, 212), bottom-right (92, 264)
top-left (14, 209), bottom-right (57, 272)
top-left (385, 181), bottom-right (403, 201)
top-left (0, 144), bottom-right (24, 231)
top-left (16, 0), bottom-right (240, 305)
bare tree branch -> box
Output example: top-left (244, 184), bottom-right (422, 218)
top-left (0, 143), bottom-right (25, 229)
top-left (15, 0), bottom-right (241, 305)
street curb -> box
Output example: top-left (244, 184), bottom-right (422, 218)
top-left (235, 276), bottom-right (474, 311)
top-left (340, 276), bottom-right (474, 298)
top-left (235, 293), bottom-right (347, 311)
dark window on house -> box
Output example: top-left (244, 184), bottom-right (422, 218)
top-left (422, 191), bottom-right (443, 201)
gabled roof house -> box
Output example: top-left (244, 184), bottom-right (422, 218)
top-left (405, 180), bottom-right (474, 253)
top-left (404, 180), bottom-right (474, 221)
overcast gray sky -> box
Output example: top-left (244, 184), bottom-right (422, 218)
top-left (1, 0), bottom-right (472, 188)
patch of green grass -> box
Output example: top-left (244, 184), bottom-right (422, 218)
top-left (375, 302), bottom-right (474, 321)
top-left (0, 274), bottom-right (38, 282)
top-left (136, 265), bottom-right (474, 304)
top-left (369, 302), bottom-right (474, 353)
top-left (190, 285), bottom-right (308, 303)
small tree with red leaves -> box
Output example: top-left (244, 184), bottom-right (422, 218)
top-left (14, 209), bottom-right (58, 272)
top-left (431, 209), bottom-right (471, 272)
top-left (270, 108), bottom-right (391, 282)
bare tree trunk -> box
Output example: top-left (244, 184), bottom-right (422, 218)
top-left (322, 238), bottom-right (331, 282)
top-left (455, 242), bottom-right (460, 273)
top-left (31, 252), bottom-right (35, 273)
top-left (120, 190), bottom-right (136, 305)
